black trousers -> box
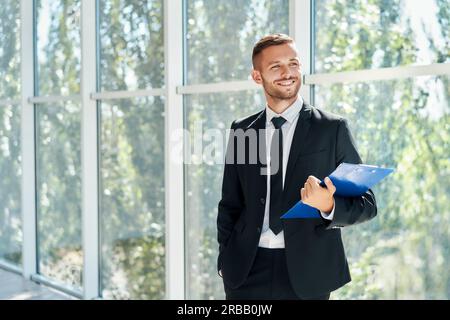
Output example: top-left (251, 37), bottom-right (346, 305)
top-left (224, 247), bottom-right (330, 300)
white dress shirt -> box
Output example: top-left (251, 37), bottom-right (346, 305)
top-left (258, 96), bottom-right (335, 249)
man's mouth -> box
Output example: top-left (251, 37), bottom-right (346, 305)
top-left (276, 79), bottom-right (296, 87)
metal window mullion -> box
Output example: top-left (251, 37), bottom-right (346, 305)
top-left (20, 0), bottom-right (37, 279)
top-left (91, 88), bottom-right (165, 100)
top-left (290, 0), bottom-right (313, 104)
top-left (0, 100), bottom-right (21, 106)
top-left (29, 95), bottom-right (81, 104)
top-left (304, 62), bottom-right (450, 85)
top-left (164, 0), bottom-right (185, 300)
top-left (81, 0), bottom-right (99, 300)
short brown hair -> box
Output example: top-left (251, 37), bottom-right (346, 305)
top-left (252, 33), bottom-right (294, 68)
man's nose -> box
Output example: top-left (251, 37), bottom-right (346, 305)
top-left (280, 65), bottom-right (292, 78)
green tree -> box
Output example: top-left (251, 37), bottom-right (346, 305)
top-left (0, 0), bottom-right (22, 266)
top-left (98, 0), bottom-right (165, 299)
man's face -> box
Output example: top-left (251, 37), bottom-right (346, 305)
top-left (252, 43), bottom-right (302, 101)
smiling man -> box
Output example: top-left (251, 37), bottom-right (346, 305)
top-left (217, 34), bottom-right (378, 300)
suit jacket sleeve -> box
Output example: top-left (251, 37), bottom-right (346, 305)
top-left (217, 120), bottom-right (245, 272)
top-left (324, 118), bottom-right (378, 230)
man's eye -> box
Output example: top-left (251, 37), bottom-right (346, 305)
top-left (271, 65), bottom-right (279, 70)
top-left (290, 63), bottom-right (298, 67)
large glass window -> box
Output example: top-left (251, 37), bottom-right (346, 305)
top-left (0, 1), bottom-right (21, 99)
top-left (35, 0), bottom-right (82, 289)
top-left (98, 0), bottom-right (165, 299)
top-left (314, 76), bottom-right (449, 299)
top-left (184, 0), bottom-right (289, 300)
top-left (0, 1), bottom-right (21, 266)
top-left (0, 0), bottom-right (448, 300)
top-left (314, 0), bottom-right (449, 73)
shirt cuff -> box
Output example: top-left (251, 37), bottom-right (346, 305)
top-left (320, 202), bottom-right (335, 220)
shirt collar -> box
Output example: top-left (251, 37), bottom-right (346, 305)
top-left (266, 96), bottom-right (303, 125)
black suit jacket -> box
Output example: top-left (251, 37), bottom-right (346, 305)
top-left (217, 102), bottom-right (377, 298)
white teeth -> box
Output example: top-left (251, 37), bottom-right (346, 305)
top-left (278, 80), bottom-right (295, 86)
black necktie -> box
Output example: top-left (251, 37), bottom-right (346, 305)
top-left (269, 116), bottom-right (287, 235)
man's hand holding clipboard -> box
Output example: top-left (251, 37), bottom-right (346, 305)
top-left (282, 163), bottom-right (394, 219)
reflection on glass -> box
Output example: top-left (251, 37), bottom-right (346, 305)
top-left (36, 102), bottom-right (82, 289)
top-left (0, 1), bottom-right (21, 266)
top-left (36, 0), bottom-right (81, 95)
top-left (0, 105), bottom-right (22, 266)
top-left (100, 97), bottom-right (165, 299)
top-left (184, 90), bottom-right (265, 299)
top-left (314, 76), bottom-right (450, 299)
top-left (314, 0), bottom-right (450, 73)
top-left (186, 0), bottom-right (289, 84)
top-left (99, 0), bottom-right (164, 91)
top-left (0, 1), bottom-right (20, 99)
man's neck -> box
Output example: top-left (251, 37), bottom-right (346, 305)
top-left (266, 95), bottom-right (298, 114)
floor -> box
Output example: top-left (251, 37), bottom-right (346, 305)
top-left (0, 268), bottom-right (76, 300)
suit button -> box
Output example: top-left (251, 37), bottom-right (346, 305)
top-left (257, 227), bottom-right (261, 233)
top-left (260, 198), bottom-right (265, 205)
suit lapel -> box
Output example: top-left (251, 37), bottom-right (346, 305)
top-left (283, 102), bottom-right (313, 195)
top-left (244, 103), bottom-right (314, 212)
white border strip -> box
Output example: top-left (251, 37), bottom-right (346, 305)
top-left (177, 80), bottom-right (260, 95)
top-left (81, 0), bottom-right (99, 300)
top-left (91, 88), bottom-right (165, 100)
top-left (305, 63), bottom-right (450, 86)
top-left (20, 0), bottom-right (37, 280)
top-left (29, 95), bottom-right (81, 104)
top-left (164, 0), bottom-right (185, 300)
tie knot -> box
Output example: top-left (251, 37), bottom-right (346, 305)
top-left (271, 116), bottom-right (286, 129)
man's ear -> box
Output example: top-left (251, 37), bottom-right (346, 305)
top-left (251, 69), bottom-right (263, 84)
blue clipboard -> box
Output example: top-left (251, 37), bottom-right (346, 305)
top-left (281, 163), bottom-right (394, 219)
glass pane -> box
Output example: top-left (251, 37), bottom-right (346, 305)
top-left (0, 105), bottom-right (22, 266)
top-left (36, 102), bottom-right (82, 289)
top-left (0, 1), bottom-right (21, 99)
top-left (314, 0), bottom-right (450, 73)
top-left (100, 97), bottom-right (165, 299)
top-left (0, 1), bottom-right (22, 266)
top-left (99, 0), bottom-right (164, 91)
top-left (314, 75), bottom-right (450, 299)
top-left (186, 0), bottom-right (289, 84)
top-left (185, 90), bottom-right (265, 299)
top-left (36, 0), bottom-right (81, 95)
